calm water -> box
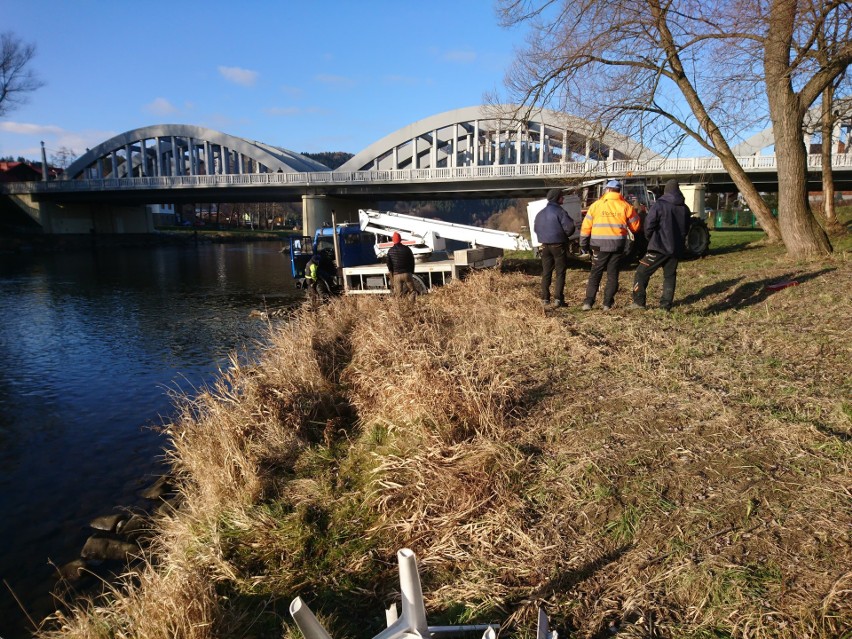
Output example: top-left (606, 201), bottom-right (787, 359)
top-left (0, 241), bottom-right (301, 638)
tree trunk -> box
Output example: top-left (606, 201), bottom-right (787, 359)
top-left (717, 155), bottom-right (780, 239)
top-left (820, 85), bottom-right (839, 231)
top-left (647, 0), bottom-right (782, 241)
top-left (770, 108), bottom-right (833, 256)
top-left (764, 0), bottom-right (832, 258)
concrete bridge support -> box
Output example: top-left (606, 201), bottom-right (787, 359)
top-left (681, 184), bottom-right (706, 217)
top-left (301, 195), bottom-right (362, 236)
top-left (1, 193), bottom-right (154, 233)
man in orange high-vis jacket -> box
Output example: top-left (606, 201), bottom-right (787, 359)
top-left (579, 180), bottom-right (641, 310)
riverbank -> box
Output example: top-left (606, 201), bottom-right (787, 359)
top-left (38, 230), bottom-right (851, 639)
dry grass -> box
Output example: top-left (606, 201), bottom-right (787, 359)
top-left (38, 231), bottom-right (852, 639)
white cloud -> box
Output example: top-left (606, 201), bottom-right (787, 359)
top-left (315, 73), bottom-right (355, 88)
top-left (265, 106), bottom-right (301, 116)
top-left (442, 49), bottom-right (477, 63)
top-left (383, 74), bottom-right (422, 86)
top-left (0, 122), bottom-right (64, 136)
top-left (280, 85), bottom-right (304, 98)
top-left (143, 98), bottom-right (178, 115)
top-left (218, 65), bottom-right (259, 87)
top-left (265, 106), bottom-right (329, 117)
top-left (56, 129), bottom-right (116, 154)
top-left (0, 122), bottom-right (113, 157)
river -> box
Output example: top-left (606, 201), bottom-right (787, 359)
top-left (0, 241), bottom-right (301, 638)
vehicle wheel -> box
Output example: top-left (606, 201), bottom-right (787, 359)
top-left (412, 275), bottom-right (429, 295)
top-left (685, 219), bottom-right (711, 257)
top-left (317, 277), bottom-right (334, 300)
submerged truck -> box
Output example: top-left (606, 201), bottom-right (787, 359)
top-left (289, 208), bottom-right (532, 297)
top-left (527, 177), bottom-right (711, 259)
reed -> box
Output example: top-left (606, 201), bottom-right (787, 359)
top-left (39, 230), bottom-right (852, 639)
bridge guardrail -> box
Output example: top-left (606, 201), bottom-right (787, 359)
top-left (2, 153), bottom-right (851, 194)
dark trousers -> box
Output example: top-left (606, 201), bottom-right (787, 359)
top-left (583, 250), bottom-right (623, 307)
top-left (632, 251), bottom-right (679, 310)
top-left (540, 243), bottom-right (567, 303)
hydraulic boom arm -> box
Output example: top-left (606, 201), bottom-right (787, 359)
top-left (359, 208), bottom-right (532, 252)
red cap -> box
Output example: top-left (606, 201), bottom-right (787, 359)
top-left (392, 231), bottom-right (401, 244)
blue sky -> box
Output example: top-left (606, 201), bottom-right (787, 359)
top-left (0, 1), bottom-right (527, 163)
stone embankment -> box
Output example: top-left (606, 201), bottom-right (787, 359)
top-left (53, 475), bottom-right (181, 602)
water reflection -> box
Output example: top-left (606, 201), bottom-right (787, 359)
top-left (0, 242), bottom-right (300, 638)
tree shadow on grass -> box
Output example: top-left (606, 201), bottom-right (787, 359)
top-left (706, 239), bottom-right (766, 256)
top-left (508, 544), bottom-right (632, 637)
top-left (678, 277), bottom-right (745, 306)
top-left (701, 268), bottom-right (836, 314)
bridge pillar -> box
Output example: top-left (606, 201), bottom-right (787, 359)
top-left (2, 194), bottom-right (154, 233)
top-left (301, 195), bottom-right (360, 236)
top-left (680, 184), bottom-right (706, 217)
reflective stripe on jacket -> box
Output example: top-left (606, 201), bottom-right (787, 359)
top-left (306, 260), bottom-right (319, 281)
top-left (580, 191), bottom-right (641, 253)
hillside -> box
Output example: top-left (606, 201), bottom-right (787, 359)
top-left (42, 230), bottom-right (851, 639)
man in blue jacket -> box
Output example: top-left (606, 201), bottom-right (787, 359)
top-left (534, 188), bottom-right (576, 308)
top-left (631, 179), bottom-right (693, 311)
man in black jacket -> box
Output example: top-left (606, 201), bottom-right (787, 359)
top-left (631, 179), bottom-right (692, 311)
top-left (386, 231), bottom-right (417, 299)
top-left (533, 188), bottom-right (576, 308)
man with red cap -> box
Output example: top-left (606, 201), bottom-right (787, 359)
top-left (386, 231), bottom-right (417, 299)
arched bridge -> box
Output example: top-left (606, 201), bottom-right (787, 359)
top-left (52, 106), bottom-right (658, 186)
top-left (63, 123), bottom-right (332, 180)
top-left (3, 105), bottom-right (851, 234)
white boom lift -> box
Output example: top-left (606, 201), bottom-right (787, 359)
top-left (358, 208), bottom-right (532, 258)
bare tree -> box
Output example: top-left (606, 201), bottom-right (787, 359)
top-left (0, 32), bottom-right (44, 117)
top-left (50, 146), bottom-right (77, 171)
top-left (813, 6), bottom-right (851, 233)
top-left (497, 0), bottom-right (852, 257)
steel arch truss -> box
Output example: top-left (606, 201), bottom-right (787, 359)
top-left (63, 124), bottom-right (330, 180)
top-left (338, 105), bottom-right (658, 172)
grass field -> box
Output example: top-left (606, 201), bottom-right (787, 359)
top-left (40, 224), bottom-right (851, 639)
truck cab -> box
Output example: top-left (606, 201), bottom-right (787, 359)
top-left (289, 224), bottom-right (377, 295)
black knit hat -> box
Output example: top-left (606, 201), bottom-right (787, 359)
top-left (546, 188), bottom-right (563, 202)
top-left (664, 179), bottom-right (681, 195)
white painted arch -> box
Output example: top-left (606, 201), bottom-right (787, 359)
top-left (338, 105), bottom-right (658, 172)
top-left (63, 124), bottom-right (330, 180)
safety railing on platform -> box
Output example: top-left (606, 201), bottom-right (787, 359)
top-left (2, 153), bottom-right (851, 195)
top-left (288, 548), bottom-right (557, 639)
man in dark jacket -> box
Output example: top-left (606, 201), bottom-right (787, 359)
top-left (386, 231), bottom-right (417, 299)
top-left (631, 179), bottom-right (693, 311)
top-left (534, 188), bottom-right (576, 308)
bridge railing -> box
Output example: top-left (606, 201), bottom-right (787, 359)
top-left (2, 153), bottom-right (851, 194)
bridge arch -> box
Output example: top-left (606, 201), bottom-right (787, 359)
top-left (338, 105), bottom-right (658, 172)
top-left (732, 98), bottom-right (852, 156)
top-left (62, 124), bottom-right (330, 180)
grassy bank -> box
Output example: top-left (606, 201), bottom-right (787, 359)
top-left (42, 229), bottom-right (851, 639)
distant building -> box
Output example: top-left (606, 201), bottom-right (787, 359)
top-left (0, 161), bottom-right (63, 182)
